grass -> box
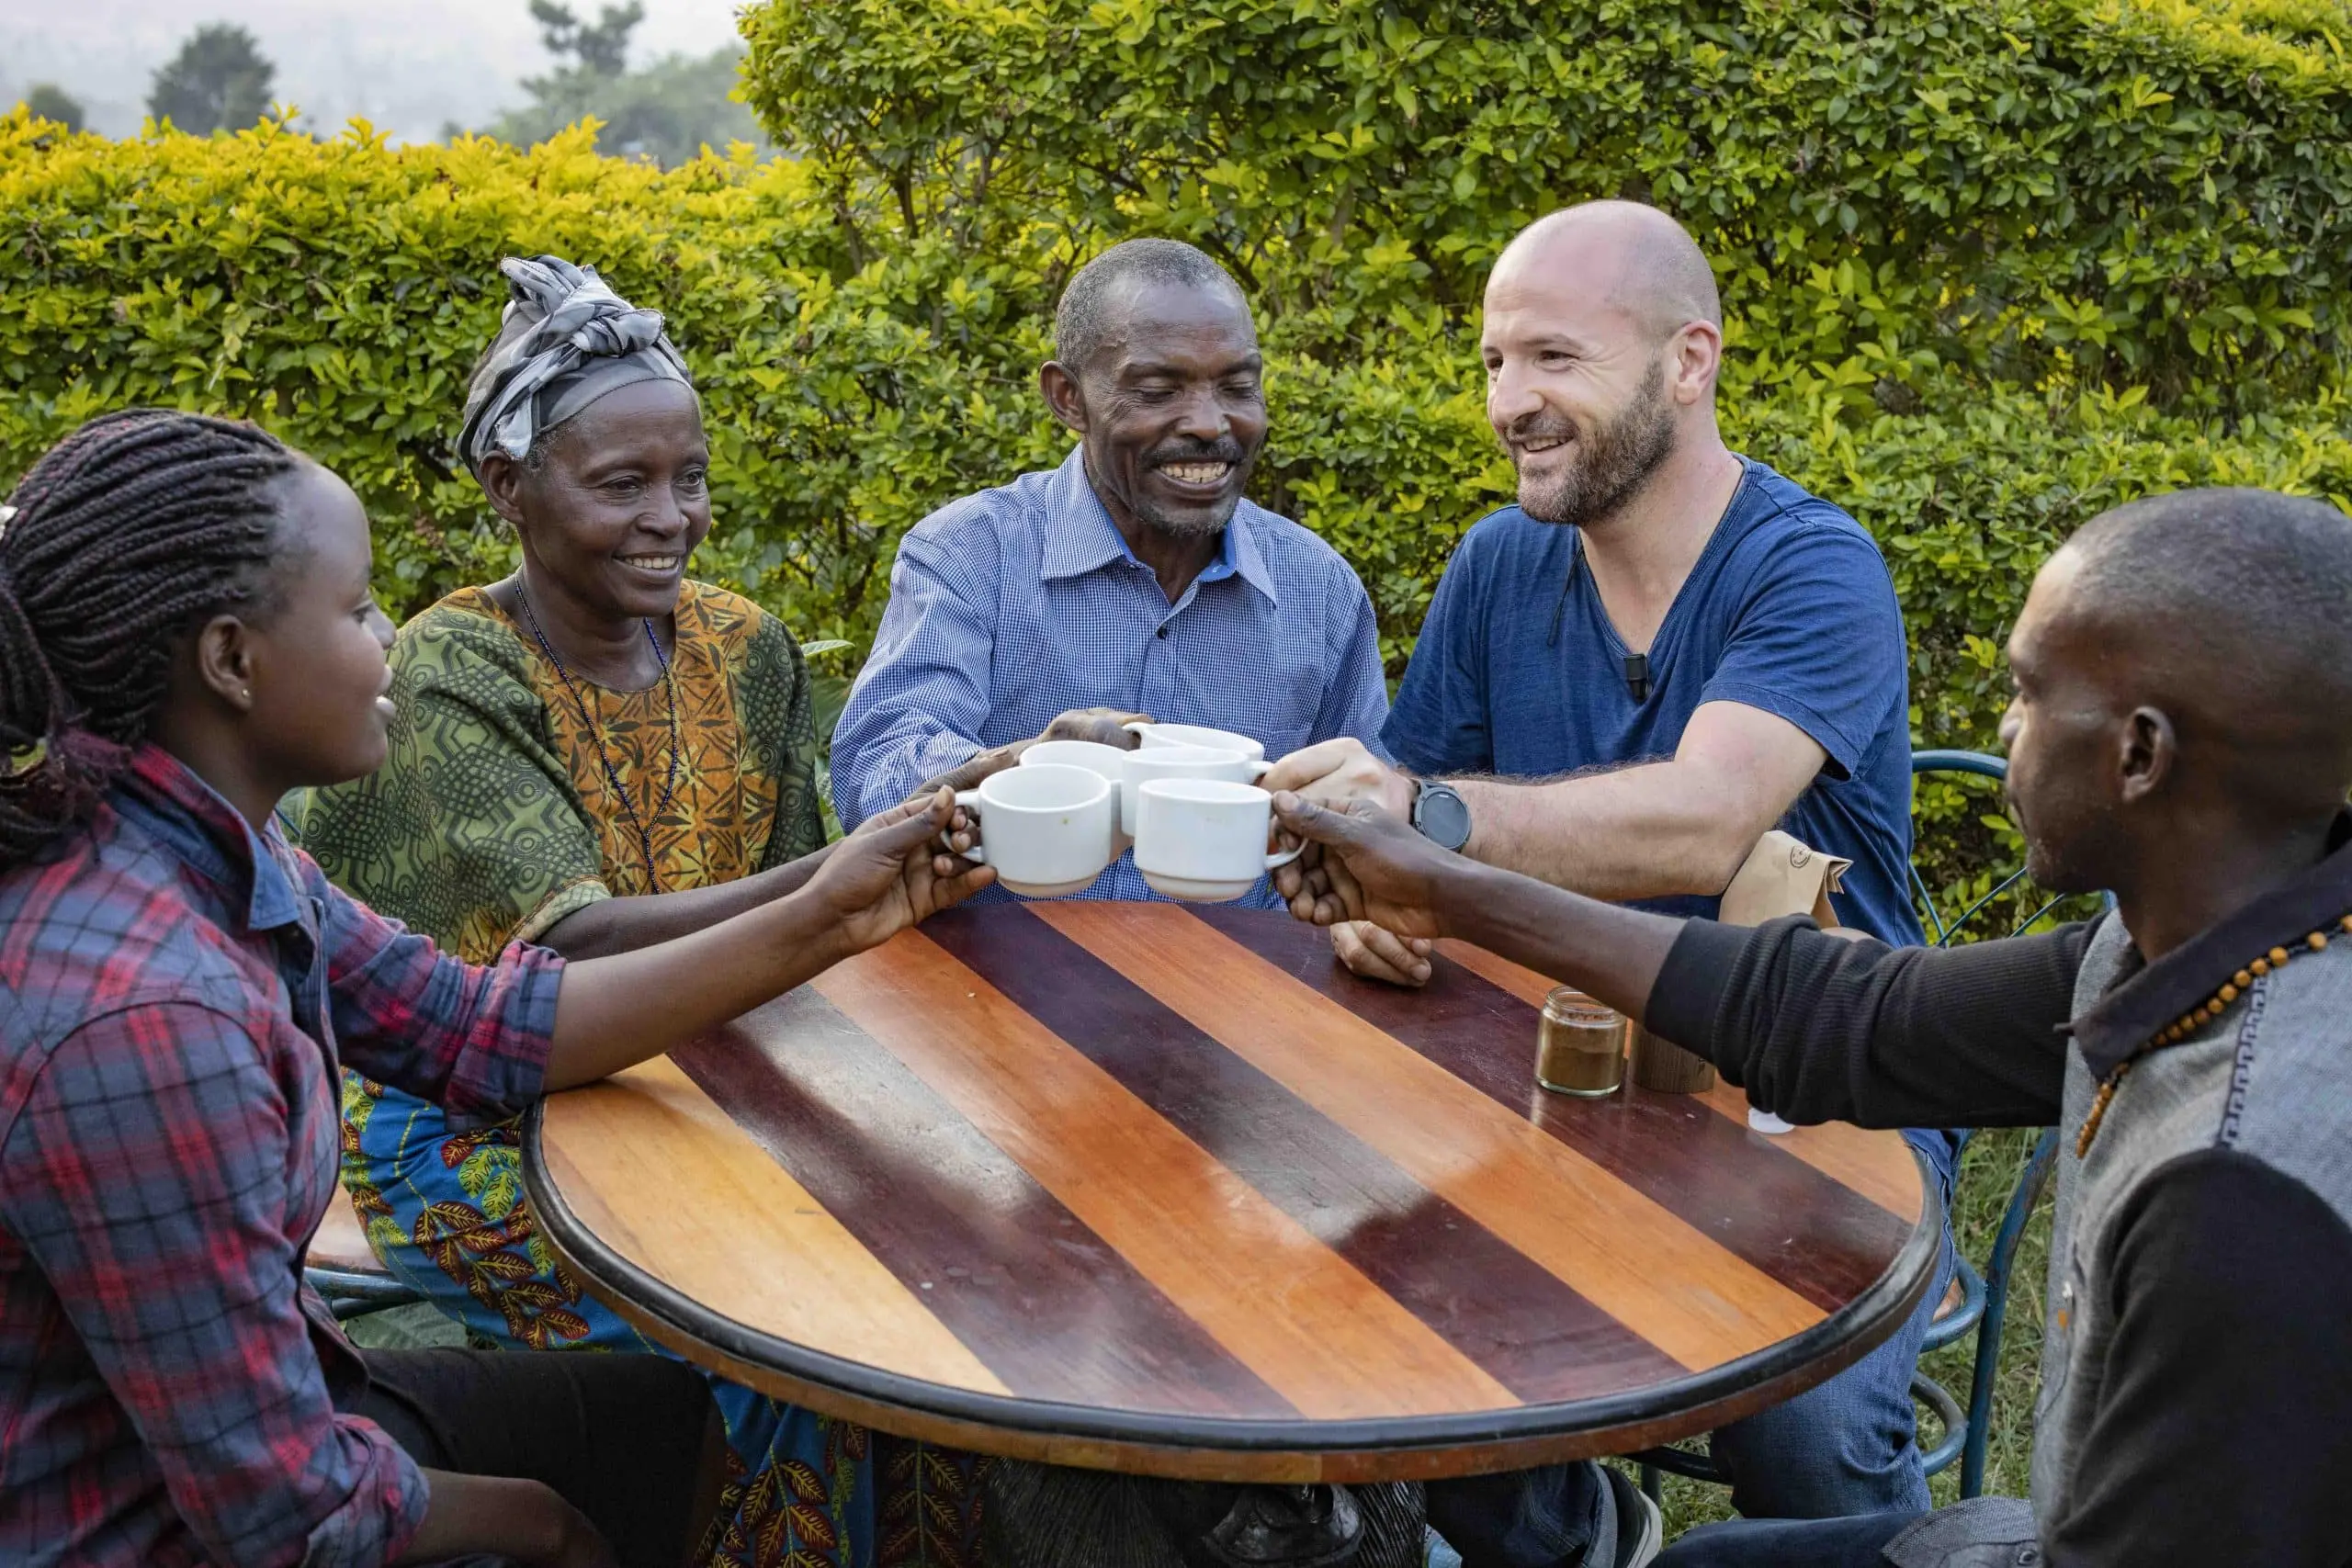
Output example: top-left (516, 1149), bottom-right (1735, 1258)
top-left (1611, 1125), bottom-right (2057, 1539)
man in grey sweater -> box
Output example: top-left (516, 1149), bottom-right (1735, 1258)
top-left (1268, 486), bottom-right (2352, 1567)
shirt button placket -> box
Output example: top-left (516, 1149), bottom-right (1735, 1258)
top-left (1138, 571), bottom-right (1177, 716)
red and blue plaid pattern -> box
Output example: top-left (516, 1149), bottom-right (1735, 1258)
top-left (0, 744), bottom-right (561, 1568)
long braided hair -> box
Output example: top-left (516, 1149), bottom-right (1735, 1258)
top-left (0, 408), bottom-right (298, 869)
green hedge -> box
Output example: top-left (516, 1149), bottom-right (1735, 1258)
top-left (6, 0), bottom-right (2351, 896)
top-left (743, 0), bottom-right (2352, 408)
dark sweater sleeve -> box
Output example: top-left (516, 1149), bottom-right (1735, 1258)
top-left (2046, 1149), bottom-right (2352, 1568)
top-left (1645, 915), bottom-right (2095, 1128)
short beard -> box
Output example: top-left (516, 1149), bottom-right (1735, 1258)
top-left (1514, 360), bottom-right (1677, 528)
top-left (1130, 451), bottom-right (1255, 538)
top-left (1131, 488), bottom-right (1243, 538)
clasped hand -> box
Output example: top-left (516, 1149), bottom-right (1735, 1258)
top-left (1263, 790), bottom-right (1467, 948)
top-left (1260, 739), bottom-right (1442, 987)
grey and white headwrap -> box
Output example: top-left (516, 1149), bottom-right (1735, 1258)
top-left (457, 254), bottom-right (695, 474)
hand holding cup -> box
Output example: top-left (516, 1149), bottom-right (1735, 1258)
top-left (1259, 739), bottom-right (1418, 911)
top-left (1258, 738), bottom-right (1416, 813)
top-left (913, 708), bottom-right (1151, 855)
top-left (1042, 706), bottom-right (1156, 749)
top-left (1267, 792), bottom-right (1459, 940)
top-left (808, 788), bottom-right (997, 954)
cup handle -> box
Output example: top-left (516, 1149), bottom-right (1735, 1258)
top-left (1124, 720), bottom-right (1152, 738)
top-left (1258, 770), bottom-right (1299, 870)
top-left (939, 789), bottom-right (987, 863)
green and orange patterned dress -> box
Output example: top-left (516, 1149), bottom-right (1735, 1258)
top-left (302, 581), bottom-right (984, 1568)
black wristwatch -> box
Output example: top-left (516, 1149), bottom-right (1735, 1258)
top-left (1409, 778), bottom-right (1473, 852)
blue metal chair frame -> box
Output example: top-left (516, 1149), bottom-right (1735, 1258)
top-left (1633, 750), bottom-right (2061, 1503)
top-left (306, 1266), bottom-right (427, 1322)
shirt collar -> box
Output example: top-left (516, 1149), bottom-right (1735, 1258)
top-left (112, 743), bottom-right (307, 935)
top-left (2072, 811), bottom-right (2352, 1077)
top-left (1037, 445), bottom-right (1282, 607)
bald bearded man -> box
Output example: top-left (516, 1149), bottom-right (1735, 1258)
top-left (1266, 203), bottom-right (1957, 1547)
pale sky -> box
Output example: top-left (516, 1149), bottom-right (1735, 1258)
top-left (0, 0), bottom-right (751, 141)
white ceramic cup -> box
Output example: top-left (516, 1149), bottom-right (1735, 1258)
top-left (1020, 740), bottom-right (1132, 858)
top-left (1125, 721), bottom-right (1267, 761)
top-left (1119, 744), bottom-right (1271, 836)
top-left (1132, 778), bottom-right (1303, 902)
top-left (951, 763), bottom-right (1115, 898)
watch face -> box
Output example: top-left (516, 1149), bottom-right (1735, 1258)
top-left (1420, 786), bottom-right (1472, 851)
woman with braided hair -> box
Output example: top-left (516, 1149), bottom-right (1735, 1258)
top-left (301, 255), bottom-right (987, 1568)
top-left (0, 406), bottom-right (992, 1568)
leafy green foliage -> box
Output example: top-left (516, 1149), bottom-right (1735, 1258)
top-left (147, 22), bottom-right (276, 135)
top-left (5, 0), bottom-right (2352, 895)
top-left (741, 0), bottom-right (2352, 411)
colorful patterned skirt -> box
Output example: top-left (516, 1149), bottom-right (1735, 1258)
top-left (342, 1073), bottom-right (989, 1567)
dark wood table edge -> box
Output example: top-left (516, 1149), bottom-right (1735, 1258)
top-left (524, 1091), bottom-right (1942, 1482)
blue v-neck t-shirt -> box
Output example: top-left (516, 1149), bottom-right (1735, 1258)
top-left (1384, 457), bottom-right (1923, 944)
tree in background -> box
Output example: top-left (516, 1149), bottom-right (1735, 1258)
top-left (148, 23), bottom-right (276, 135)
top-left (22, 85), bottom-right (85, 133)
top-left (470, 1), bottom-right (766, 166)
top-left (528, 0), bottom-right (642, 78)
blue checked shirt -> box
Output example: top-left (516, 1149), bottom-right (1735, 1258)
top-left (832, 446), bottom-right (1392, 907)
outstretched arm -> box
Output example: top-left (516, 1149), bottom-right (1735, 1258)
top-left (325, 792), bottom-right (993, 1107)
top-left (543, 791), bottom-right (991, 1090)
top-left (1266, 699), bottom-right (1825, 903)
top-left (534, 846), bottom-right (840, 960)
top-left (1271, 793), bottom-right (2081, 1129)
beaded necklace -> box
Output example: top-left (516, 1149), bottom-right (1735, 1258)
top-left (514, 583), bottom-right (682, 890)
top-left (2076, 912), bottom-right (2352, 1157)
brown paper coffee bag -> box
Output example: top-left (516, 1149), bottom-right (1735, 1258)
top-left (1631, 829), bottom-right (1854, 1092)
top-left (1717, 829), bottom-right (1854, 930)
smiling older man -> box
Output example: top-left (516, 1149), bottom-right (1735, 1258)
top-left (831, 239), bottom-right (1391, 905)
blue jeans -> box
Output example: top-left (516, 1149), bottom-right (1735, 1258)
top-left (1427, 1130), bottom-right (1959, 1566)
top-left (1709, 1130), bottom-right (1961, 1519)
top-left (1655, 1512), bottom-right (1918, 1567)
top-left (1424, 1463), bottom-right (1619, 1568)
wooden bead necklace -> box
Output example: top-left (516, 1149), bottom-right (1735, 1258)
top-left (2077, 911), bottom-right (2352, 1157)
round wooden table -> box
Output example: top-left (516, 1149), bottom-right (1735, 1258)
top-left (524, 902), bottom-right (1936, 1483)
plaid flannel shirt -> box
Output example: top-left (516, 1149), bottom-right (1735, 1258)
top-left (0, 744), bottom-right (562, 1568)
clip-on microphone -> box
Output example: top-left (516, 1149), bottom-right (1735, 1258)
top-left (1623, 653), bottom-right (1651, 702)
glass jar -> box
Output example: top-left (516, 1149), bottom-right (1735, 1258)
top-left (1536, 987), bottom-right (1628, 1098)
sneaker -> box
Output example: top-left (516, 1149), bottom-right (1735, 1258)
top-left (1606, 1467), bottom-right (1663, 1567)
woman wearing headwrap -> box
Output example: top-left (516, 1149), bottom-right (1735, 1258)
top-left (303, 257), bottom-right (984, 1568)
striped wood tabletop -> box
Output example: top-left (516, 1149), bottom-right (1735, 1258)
top-left (524, 902), bottom-right (1936, 1482)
